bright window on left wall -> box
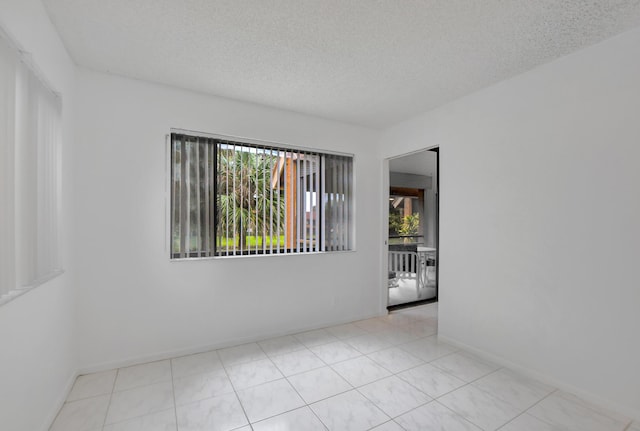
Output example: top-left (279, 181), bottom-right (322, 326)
top-left (0, 32), bottom-right (63, 305)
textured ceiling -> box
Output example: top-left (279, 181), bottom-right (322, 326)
top-left (43, 0), bottom-right (640, 128)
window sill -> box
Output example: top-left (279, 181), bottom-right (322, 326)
top-left (0, 269), bottom-right (65, 307)
top-left (170, 249), bottom-right (357, 262)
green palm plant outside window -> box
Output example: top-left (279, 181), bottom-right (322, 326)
top-left (216, 147), bottom-right (286, 250)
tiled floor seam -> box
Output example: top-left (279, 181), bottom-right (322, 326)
top-left (355, 384), bottom-right (432, 421)
top-left (517, 389), bottom-right (562, 430)
top-left (169, 360), bottom-right (179, 431)
top-left (467, 368), bottom-right (559, 414)
top-left (218, 353), bottom-right (253, 430)
top-left (430, 399), bottom-right (486, 431)
top-left (275, 376), bottom-right (330, 430)
top-left (100, 368), bottom-right (119, 430)
top-left (494, 410), bottom-right (536, 431)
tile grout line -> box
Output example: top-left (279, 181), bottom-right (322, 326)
top-left (390, 357), bottom-right (504, 430)
top-left (429, 398), bottom-right (486, 431)
top-left (353, 352), bottom-right (440, 425)
top-left (100, 366), bottom-right (177, 428)
top-left (252, 338), bottom-right (329, 428)
top-left (472, 382), bottom-right (573, 431)
top-left (518, 388), bottom-right (575, 430)
top-left (353, 319), bottom-right (453, 428)
top-left (169, 359), bottom-right (179, 431)
top-left (218, 349), bottom-right (253, 430)
top-left (100, 368), bottom-right (119, 430)
top-left (281, 370), bottom-right (331, 431)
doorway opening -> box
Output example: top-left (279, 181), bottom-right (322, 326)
top-left (387, 148), bottom-right (439, 310)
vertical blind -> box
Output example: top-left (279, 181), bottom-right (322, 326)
top-left (0, 33), bottom-right (62, 305)
top-left (170, 133), bottom-right (353, 258)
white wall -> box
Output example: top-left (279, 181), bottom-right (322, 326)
top-left (74, 69), bottom-right (382, 370)
top-left (380, 27), bottom-right (640, 420)
top-left (0, 1), bottom-right (77, 430)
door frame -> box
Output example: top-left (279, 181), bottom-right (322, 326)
top-left (380, 146), bottom-right (440, 313)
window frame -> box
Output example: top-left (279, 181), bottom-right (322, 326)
top-left (166, 129), bottom-right (356, 260)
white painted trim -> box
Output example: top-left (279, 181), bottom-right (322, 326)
top-left (78, 310), bottom-right (384, 374)
top-left (379, 157), bottom-right (390, 314)
top-left (387, 147), bottom-right (436, 162)
top-left (437, 334), bottom-right (640, 423)
top-left (164, 134), bottom-right (170, 257)
top-left (39, 370), bottom-right (78, 431)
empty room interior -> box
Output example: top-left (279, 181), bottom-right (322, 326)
top-left (1, 1), bottom-right (640, 430)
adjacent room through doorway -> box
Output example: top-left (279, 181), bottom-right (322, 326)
top-left (387, 149), bottom-right (439, 309)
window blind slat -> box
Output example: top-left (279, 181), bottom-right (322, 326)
top-left (215, 143), bottom-right (219, 255)
top-left (337, 156), bottom-right (344, 251)
top-left (232, 143), bottom-right (237, 255)
top-left (254, 148), bottom-right (258, 254)
top-left (301, 154), bottom-right (306, 253)
top-left (305, 155), bottom-right (310, 252)
top-left (289, 151), bottom-right (295, 253)
top-left (195, 138), bottom-right (202, 256)
top-left (293, 152), bottom-right (302, 253)
top-left (314, 154), bottom-right (320, 252)
top-left (342, 157), bottom-right (348, 250)
top-left (294, 151), bottom-right (298, 253)
top-left (323, 154), bottom-right (329, 252)
top-left (283, 151), bottom-right (288, 254)
top-left (262, 148), bottom-right (267, 254)
top-left (204, 141), bottom-right (210, 256)
top-left (308, 155), bottom-right (314, 252)
top-left (179, 136), bottom-right (188, 258)
top-left (171, 137), bottom-right (179, 256)
top-left (276, 150), bottom-right (281, 254)
top-left (320, 154), bottom-right (326, 252)
top-left (331, 155), bottom-right (338, 251)
top-left (346, 156), bottom-right (352, 249)
top-left (226, 144), bottom-right (231, 256)
top-left (269, 148), bottom-right (274, 254)
top-left (325, 156), bottom-right (333, 251)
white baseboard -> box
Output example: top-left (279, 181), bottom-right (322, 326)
top-left (78, 310), bottom-right (383, 374)
top-left (437, 334), bottom-right (640, 424)
top-left (40, 370), bottom-right (78, 431)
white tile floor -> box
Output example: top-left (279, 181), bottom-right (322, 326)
top-left (50, 303), bottom-right (635, 431)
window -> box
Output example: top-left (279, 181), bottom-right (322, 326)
top-left (170, 132), bottom-right (353, 258)
top-left (388, 188), bottom-right (424, 246)
top-left (0, 33), bottom-right (62, 305)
